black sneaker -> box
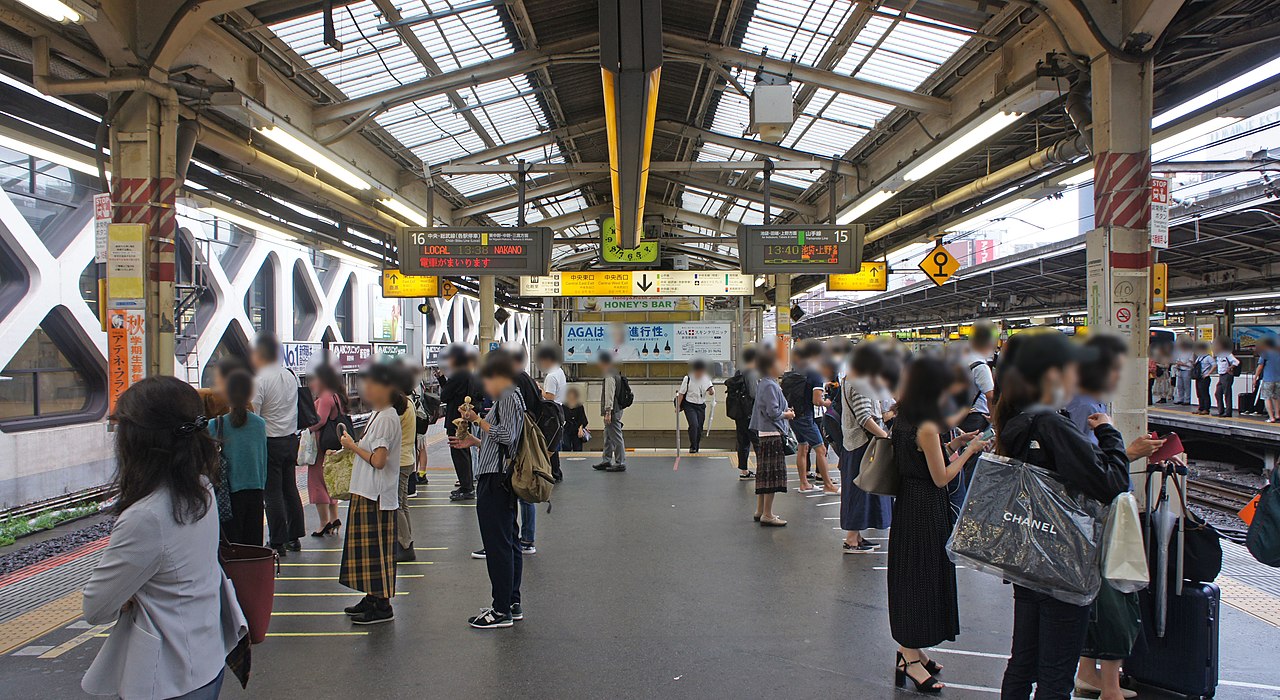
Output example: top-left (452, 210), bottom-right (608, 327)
top-left (471, 549), bottom-right (487, 559)
top-left (605, 464), bottom-right (627, 472)
top-left (286, 539), bottom-right (302, 552)
top-left (592, 462), bottom-right (610, 471)
top-left (394, 544), bottom-right (416, 563)
top-left (344, 595), bottom-right (375, 616)
top-left (468, 608), bottom-right (514, 629)
top-left (450, 488), bottom-right (476, 502)
top-left (739, 471), bottom-right (756, 480)
top-left (352, 600), bottom-right (394, 625)
top-left (510, 602), bottom-right (524, 621)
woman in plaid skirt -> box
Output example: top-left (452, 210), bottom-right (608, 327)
top-left (337, 363), bottom-right (405, 625)
top-left (748, 351), bottom-right (794, 526)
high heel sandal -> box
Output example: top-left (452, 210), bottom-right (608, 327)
top-left (895, 652), bottom-right (943, 694)
top-left (323, 519), bottom-right (341, 536)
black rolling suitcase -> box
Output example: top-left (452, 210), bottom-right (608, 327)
top-left (1124, 582), bottom-right (1220, 699)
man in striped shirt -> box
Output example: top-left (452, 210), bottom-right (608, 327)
top-left (448, 349), bottom-right (527, 629)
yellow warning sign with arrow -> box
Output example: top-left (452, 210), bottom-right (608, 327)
top-left (827, 262), bottom-right (888, 292)
top-left (918, 243), bottom-right (960, 287)
top-left (382, 270), bottom-right (438, 298)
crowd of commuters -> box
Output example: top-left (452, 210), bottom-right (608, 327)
top-left (83, 321), bottom-right (1256, 697)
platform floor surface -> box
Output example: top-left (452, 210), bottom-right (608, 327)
top-left (3, 453), bottom-right (1280, 698)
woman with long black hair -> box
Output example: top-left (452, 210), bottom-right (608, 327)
top-left (307, 363), bottom-right (348, 537)
top-left (887, 357), bottom-right (989, 693)
top-left (993, 332), bottom-right (1130, 700)
top-left (82, 377), bottom-right (246, 699)
top-left (210, 369), bottom-right (267, 545)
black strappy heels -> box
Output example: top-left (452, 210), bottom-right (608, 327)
top-left (896, 652), bottom-right (943, 693)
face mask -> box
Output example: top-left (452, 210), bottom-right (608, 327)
top-left (1049, 385), bottom-right (1068, 409)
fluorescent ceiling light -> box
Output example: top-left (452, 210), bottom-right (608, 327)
top-left (1225, 291), bottom-right (1278, 302)
top-left (903, 111), bottom-right (1024, 182)
top-left (838, 190), bottom-right (895, 224)
top-left (206, 203), bottom-right (298, 242)
top-left (1166, 297), bottom-right (1217, 308)
top-left (0, 132), bottom-right (101, 177)
top-left (15, 0), bottom-right (93, 23)
top-left (255, 125), bottom-right (371, 190)
top-left (377, 196), bottom-right (429, 227)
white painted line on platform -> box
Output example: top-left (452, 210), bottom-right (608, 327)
top-left (11, 645), bottom-right (53, 656)
top-left (926, 647), bottom-right (1009, 660)
top-left (816, 501), bottom-right (840, 507)
top-left (824, 517), bottom-right (839, 520)
top-left (1222, 680), bottom-right (1280, 692)
top-left (940, 682), bottom-right (999, 694)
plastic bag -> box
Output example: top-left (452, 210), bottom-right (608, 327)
top-left (1102, 492), bottom-right (1148, 593)
top-left (297, 429), bottom-right (318, 466)
top-left (323, 449), bottom-right (354, 501)
top-left (947, 453), bottom-right (1108, 606)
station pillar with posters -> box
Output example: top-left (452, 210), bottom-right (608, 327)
top-left (775, 274), bottom-right (791, 365)
top-left (1080, 0), bottom-right (1167, 501)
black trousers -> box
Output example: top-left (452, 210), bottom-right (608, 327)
top-left (1000, 585), bottom-right (1091, 700)
top-left (450, 445), bottom-right (474, 491)
top-left (734, 418), bottom-right (757, 471)
top-left (222, 489), bottom-right (264, 546)
top-left (1215, 374), bottom-right (1235, 415)
top-left (475, 473), bottom-right (521, 615)
top-left (264, 435), bottom-right (304, 547)
top-left (683, 402), bottom-right (706, 452)
top-left (1196, 377), bottom-right (1213, 412)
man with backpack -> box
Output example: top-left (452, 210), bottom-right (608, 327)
top-left (448, 349), bottom-right (526, 629)
top-left (725, 346), bottom-right (759, 480)
top-left (781, 341), bottom-right (836, 493)
top-left (1213, 338), bottom-right (1241, 417)
top-left (537, 345), bottom-right (568, 482)
top-left (962, 323), bottom-right (998, 434)
top-left (595, 351), bottom-right (629, 472)
top-left (1192, 341), bottom-right (1214, 415)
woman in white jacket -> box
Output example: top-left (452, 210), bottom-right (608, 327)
top-left (83, 377), bottom-right (247, 700)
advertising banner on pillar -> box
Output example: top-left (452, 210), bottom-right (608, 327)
top-left (107, 308), bottom-right (146, 413)
top-left (281, 342), bottom-right (323, 374)
top-left (424, 344), bottom-right (448, 366)
top-left (107, 223), bottom-right (147, 304)
top-left (93, 193), bottom-right (111, 264)
top-left (330, 343), bottom-right (374, 372)
top-left (375, 343), bottom-right (408, 361)
top-left (1150, 176), bottom-right (1170, 248)
top-left (369, 291), bottom-right (403, 342)
top-left (561, 322), bottom-right (731, 363)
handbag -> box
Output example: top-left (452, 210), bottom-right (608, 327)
top-left (1246, 464), bottom-right (1280, 566)
top-left (318, 407), bottom-right (353, 453)
top-left (947, 452), bottom-right (1108, 605)
top-left (1102, 491), bottom-right (1149, 593)
top-left (781, 422), bottom-right (799, 456)
top-left (211, 417), bottom-right (233, 522)
top-left (218, 539), bottom-right (277, 644)
top-left (853, 433), bottom-right (898, 497)
top-left (323, 449), bottom-right (355, 501)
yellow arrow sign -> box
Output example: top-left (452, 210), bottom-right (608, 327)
top-left (381, 270), bottom-right (438, 298)
top-left (918, 244), bottom-right (960, 287)
top-left (827, 262), bottom-right (888, 292)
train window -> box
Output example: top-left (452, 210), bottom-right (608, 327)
top-left (0, 307), bottom-right (106, 431)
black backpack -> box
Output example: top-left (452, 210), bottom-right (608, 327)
top-left (725, 372), bottom-right (752, 421)
top-left (1190, 356), bottom-right (1206, 381)
top-left (615, 374), bottom-right (635, 409)
top-left (780, 370), bottom-right (812, 410)
top-left (533, 399), bottom-right (566, 448)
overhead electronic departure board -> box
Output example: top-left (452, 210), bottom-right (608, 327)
top-left (738, 224), bottom-right (865, 274)
top-left (399, 227), bottom-right (552, 277)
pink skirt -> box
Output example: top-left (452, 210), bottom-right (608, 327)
top-left (308, 456), bottom-right (334, 505)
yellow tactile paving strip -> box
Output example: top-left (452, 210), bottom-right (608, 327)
top-left (1218, 574), bottom-right (1280, 628)
top-left (0, 591), bottom-right (84, 656)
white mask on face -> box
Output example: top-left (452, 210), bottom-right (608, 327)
top-left (1049, 385), bottom-right (1068, 409)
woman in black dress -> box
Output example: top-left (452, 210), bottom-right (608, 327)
top-left (888, 357), bottom-right (989, 693)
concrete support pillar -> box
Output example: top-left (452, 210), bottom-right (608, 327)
top-left (542, 296), bottom-right (556, 348)
top-left (775, 274), bottom-right (791, 366)
top-left (478, 276), bottom-right (496, 355)
top-left (1085, 48), bottom-right (1155, 497)
top-left (109, 91), bottom-right (178, 377)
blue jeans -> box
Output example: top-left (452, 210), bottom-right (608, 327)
top-left (175, 669), bottom-right (224, 699)
top-left (519, 499), bottom-right (535, 545)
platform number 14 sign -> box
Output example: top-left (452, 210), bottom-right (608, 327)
top-left (919, 243), bottom-right (960, 287)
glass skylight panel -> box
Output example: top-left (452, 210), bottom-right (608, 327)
top-left (709, 90), bottom-right (752, 137)
top-left (738, 0), bottom-right (853, 66)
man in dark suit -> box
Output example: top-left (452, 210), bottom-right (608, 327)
top-left (439, 344), bottom-right (483, 501)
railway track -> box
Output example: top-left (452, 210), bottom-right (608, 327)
top-left (1186, 477), bottom-right (1255, 515)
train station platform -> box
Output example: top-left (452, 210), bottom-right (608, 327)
top-left (1149, 405), bottom-right (1280, 469)
top-left (2, 432), bottom-right (1280, 699)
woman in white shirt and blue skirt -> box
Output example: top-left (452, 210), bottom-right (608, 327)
top-left (338, 362), bottom-right (404, 625)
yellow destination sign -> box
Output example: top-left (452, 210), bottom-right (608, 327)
top-left (381, 270), bottom-right (439, 298)
top-left (827, 262), bottom-right (888, 292)
top-left (918, 244), bottom-right (960, 286)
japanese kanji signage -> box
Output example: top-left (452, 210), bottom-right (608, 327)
top-left (107, 223), bottom-right (146, 303)
top-left (399, 226), bottom-right (551, 276)
top-left (330, 343), bottom-right (374, 372)
top-left (1150, 176), bottom-right (1170, 249)
top-left (381, 270), bottom-right (438, 298)
top-left (738, 224), bottom-right (865, 274)
top-left (107, 308), bottom-right (145, 413)
top-left (519, 270), bottom-right (754, 297)
top-left (93, 193), bottom-right (111, 263)
top-left (281, 342), bottom-right (322, 373)
top-left (561, 322), bottom-right (732, 363)
top-left (827, 262), bottom-right (889, 292)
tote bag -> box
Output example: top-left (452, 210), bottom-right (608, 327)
top-left (947, 453), bottom-right (1108, 605)
top-left (853, 434), bottom-right (898, 497)
top-left (219, 541), bottom-right (277, 644)
top-left (323, 449), bottom-right (355, 501)
top-left (1102, 492), bottom-right (1149, 593)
